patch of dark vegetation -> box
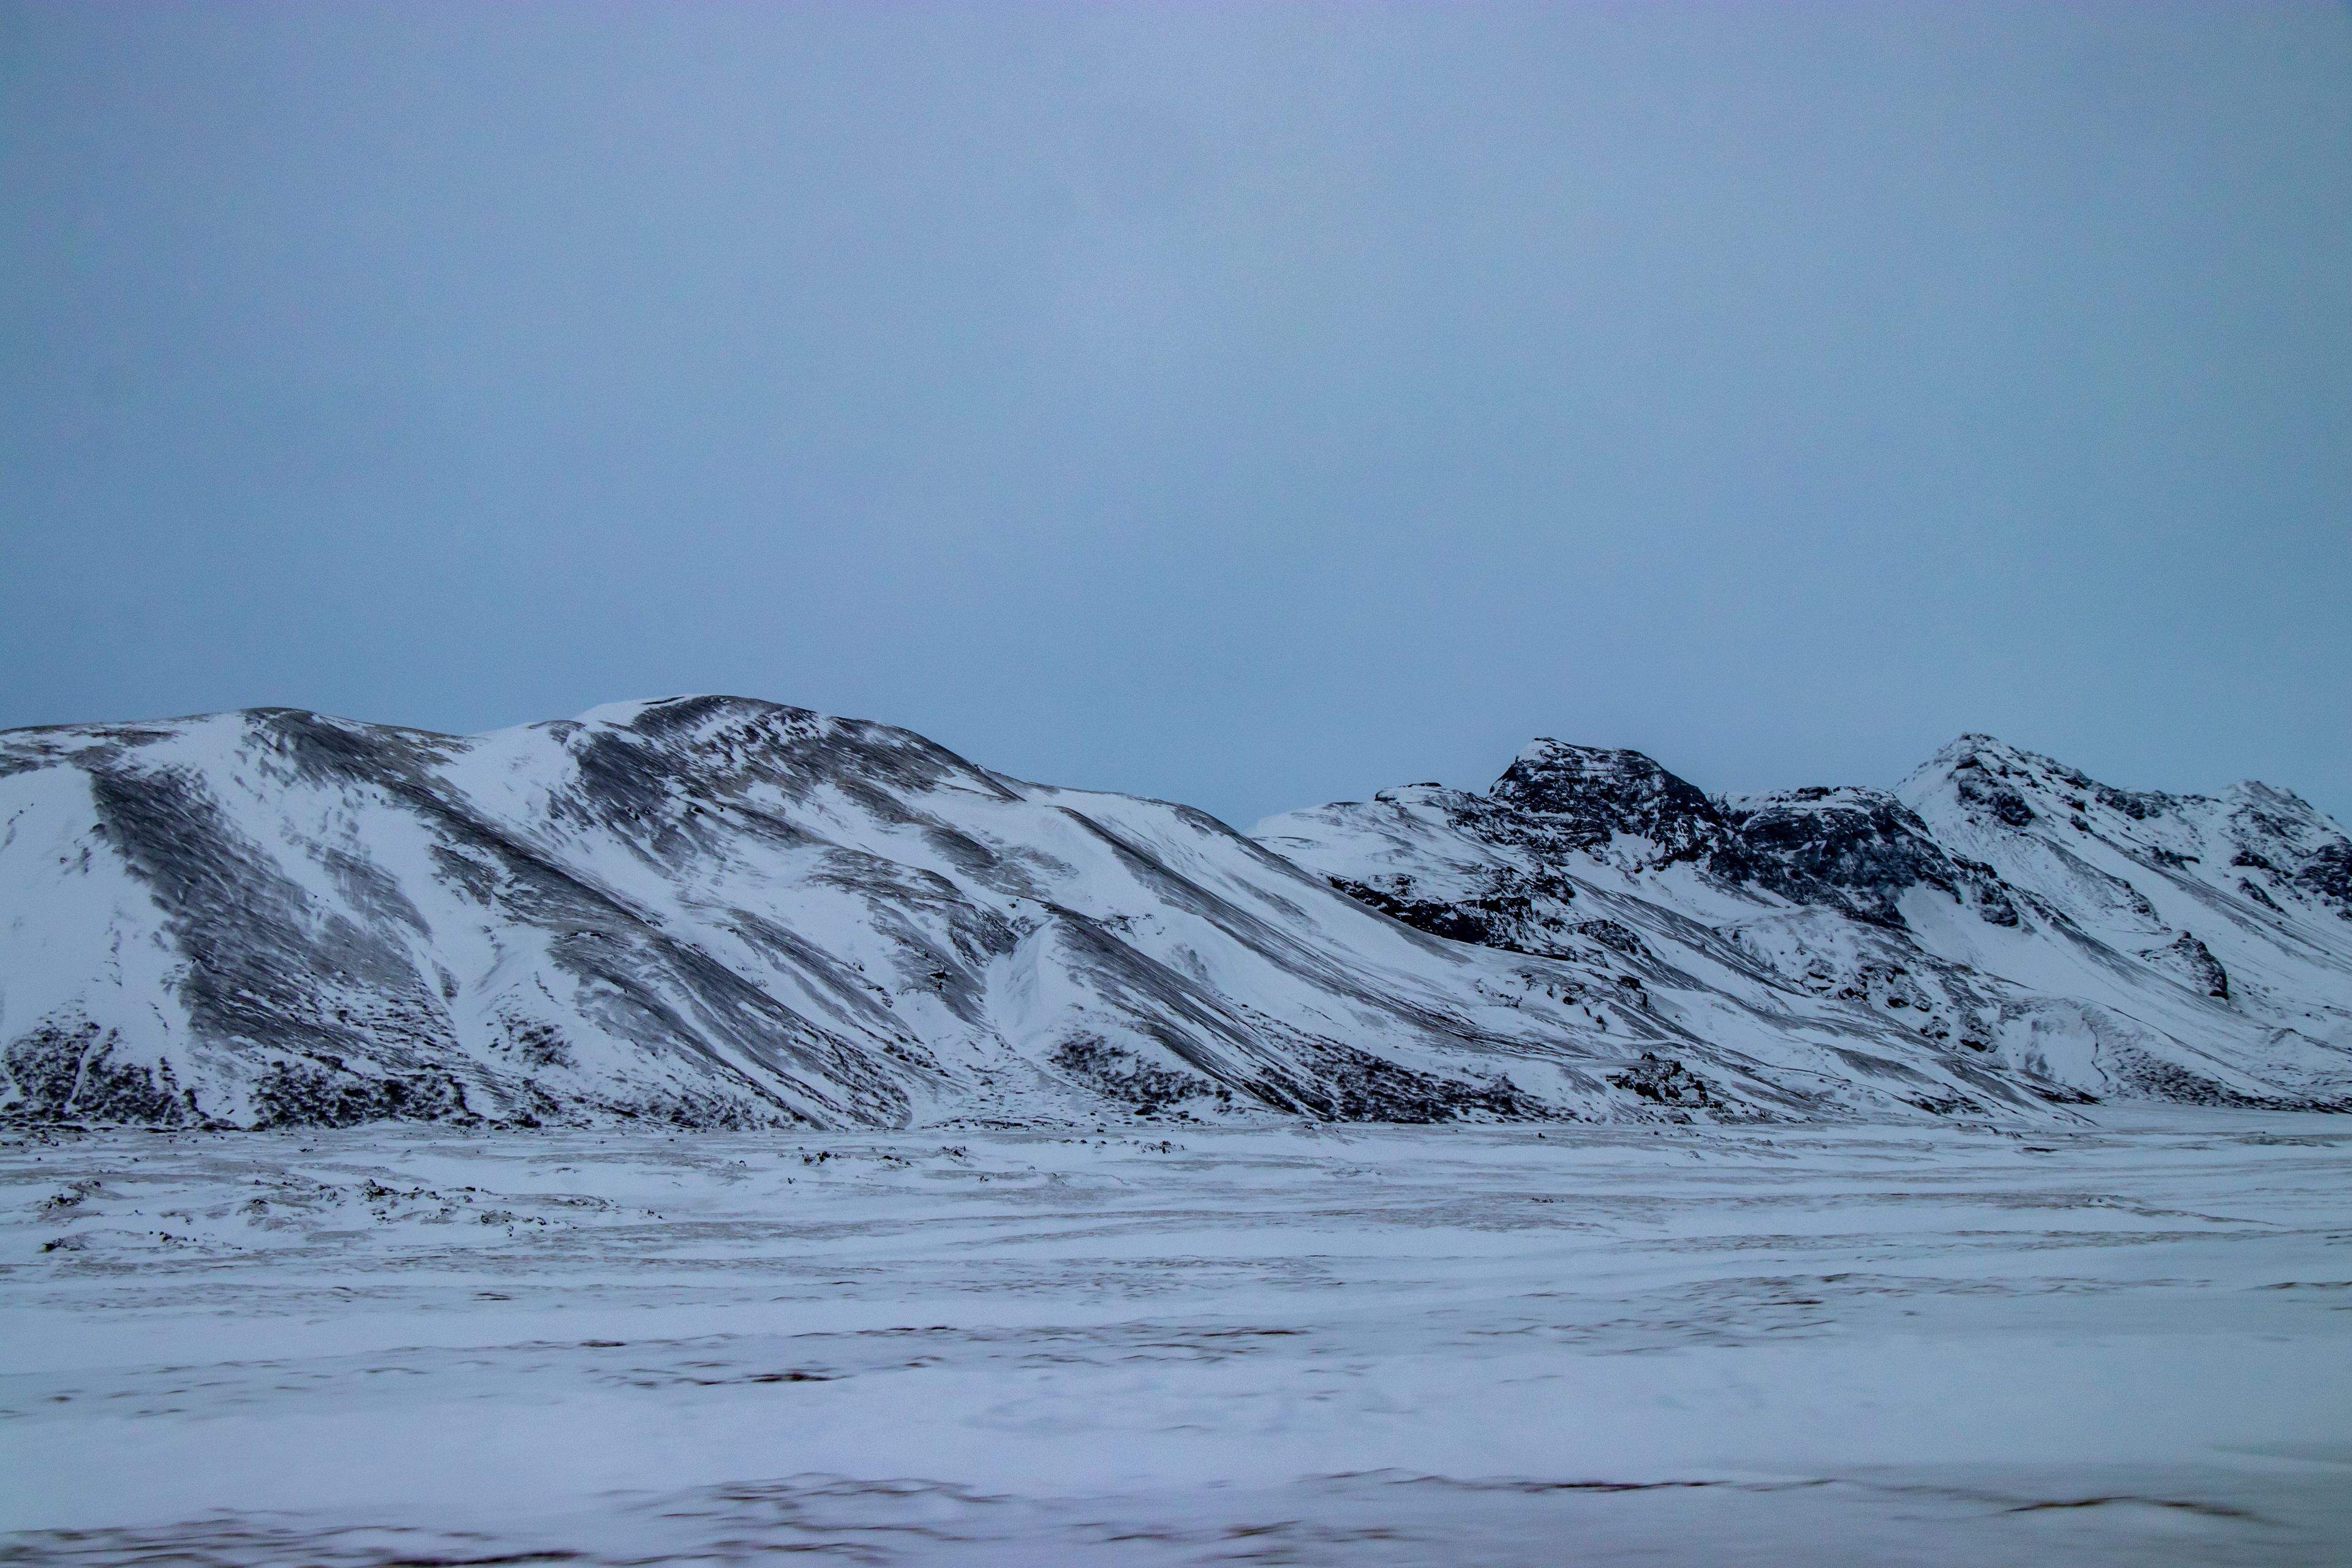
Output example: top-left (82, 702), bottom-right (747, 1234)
top-left (1902, 1092), bottom-right (1983, 1117)
top-left (2111, 1053), bottom-right (2256, 1107)
top-left (2, 1022), bottom-right (203, 1126)
top-left (1253, 1040), bottom-right (1547, 1123)
top-left (250, 1060), bottom-right (476, 1129)
top-left (2103, 1049), bottom-right (2346, 1112)
top-left (1050, 1036), bottom-right (1222, 1115)
top-left (1831, 962), bottom-right (1937, 1015)
top-left (574, 1089), bottom-right (810, 1131)
top-left (496, 1016), bottom-right (576, 1071)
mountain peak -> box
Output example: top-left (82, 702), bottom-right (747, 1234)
top-left (1916, 733), bottom-right (2086, 785)
top-left (1490, 741), bottom-right (1728, 862)
top-left (568, 694), bottom-right (822, 733)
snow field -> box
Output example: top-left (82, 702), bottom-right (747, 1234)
top-left (3, 1114), bottom-right (2350, 1563)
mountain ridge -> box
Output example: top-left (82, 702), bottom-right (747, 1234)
top-left (1262, 728), bottom-right (2352, 1116)
top-left (5, 696), bottom-right (2347, 1128)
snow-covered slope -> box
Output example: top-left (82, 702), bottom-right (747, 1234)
top-left (6, 701), bottom-right (2346, 1128)
top-left (1259, 735), bottom-right (2352, 1115)
top-left (0, 697), bottom-right (1872, 1131)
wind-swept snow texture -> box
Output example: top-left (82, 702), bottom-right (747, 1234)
top-left (4, 699), bottom-right (2348, 1128)
top-left (1261, 735), bottom-right (2352, 1118)
top-left (6, 1120), bottom-right (2350, 1566)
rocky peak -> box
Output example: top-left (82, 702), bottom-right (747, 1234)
top-left (1902, 738), bottom-right (2352, 922)
top-left (1487, 741), bottom-right (1732, 865)
top-left (1262, 726), bottom-right (2352, 1117)
top-left (1906, 734), bottom-right (2185, 830)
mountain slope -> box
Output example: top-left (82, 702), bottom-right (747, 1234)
top-left (0, 697), bottom-right (1880, 1131)
top-left (1258, 736), bottom-right (2352, 1114)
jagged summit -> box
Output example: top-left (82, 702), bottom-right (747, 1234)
top-left (1264, 731), bottom-right (2352, 1114)
top-left (1898, 734), bottom-right (2352, 924)
top-left (1488, 741), bottom-right (1731, 866)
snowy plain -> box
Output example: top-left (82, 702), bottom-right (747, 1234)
top-left (4, 1114), bottom-right (2350, 1565)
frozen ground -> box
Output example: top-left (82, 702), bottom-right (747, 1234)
top-left (2, 1114), bottom-right (2348, 1565)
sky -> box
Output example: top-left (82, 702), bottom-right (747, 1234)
top-left (4, 2), bottom-right (2349, 832)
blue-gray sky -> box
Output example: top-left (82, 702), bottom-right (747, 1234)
top-left (5, 1), bottom-right (2349, 829)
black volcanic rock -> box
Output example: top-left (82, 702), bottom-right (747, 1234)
top-left (2296, 841), bottom-right (2352, 919)
top-left (1488, 742), bottom-right (1733, 866)
top-left (1325, 865), bottom-right (1586, 958)
top-left (2143, 932), bottom-right (2230, 999)
top-left (1721, 786), bottom-right (1986, 929)
top-left (1610, 1053), bottom-right (1715, 1109)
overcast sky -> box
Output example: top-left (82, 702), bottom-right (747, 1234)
top-left (4, 1), bottom-right (2348, 830)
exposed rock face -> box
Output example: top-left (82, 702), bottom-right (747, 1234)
top-left (2296, 842), bottom-right (2352, 916)
top-left (1261, 733), bottom-right (2352, 1116)
top-left (2142, 932), bottom-right (2230, 1000)
top-left (1489, 743), bottom-right (1733, 867)
top-left (6, 701), bottom-right (2348, 1128)
top-left (1720, 787), bottom-right (1966, 927)
top-left (1608, 1053), bottom-right (1716, 1110)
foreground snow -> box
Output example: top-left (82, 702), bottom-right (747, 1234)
top-left (4, 1115), bottom-right (2348, 1564)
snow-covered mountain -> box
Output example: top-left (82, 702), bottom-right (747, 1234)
top-left (4, 699), bottom-right (2346, 1128)
top-left (1260, 734), bottom-right (2352, 1115)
